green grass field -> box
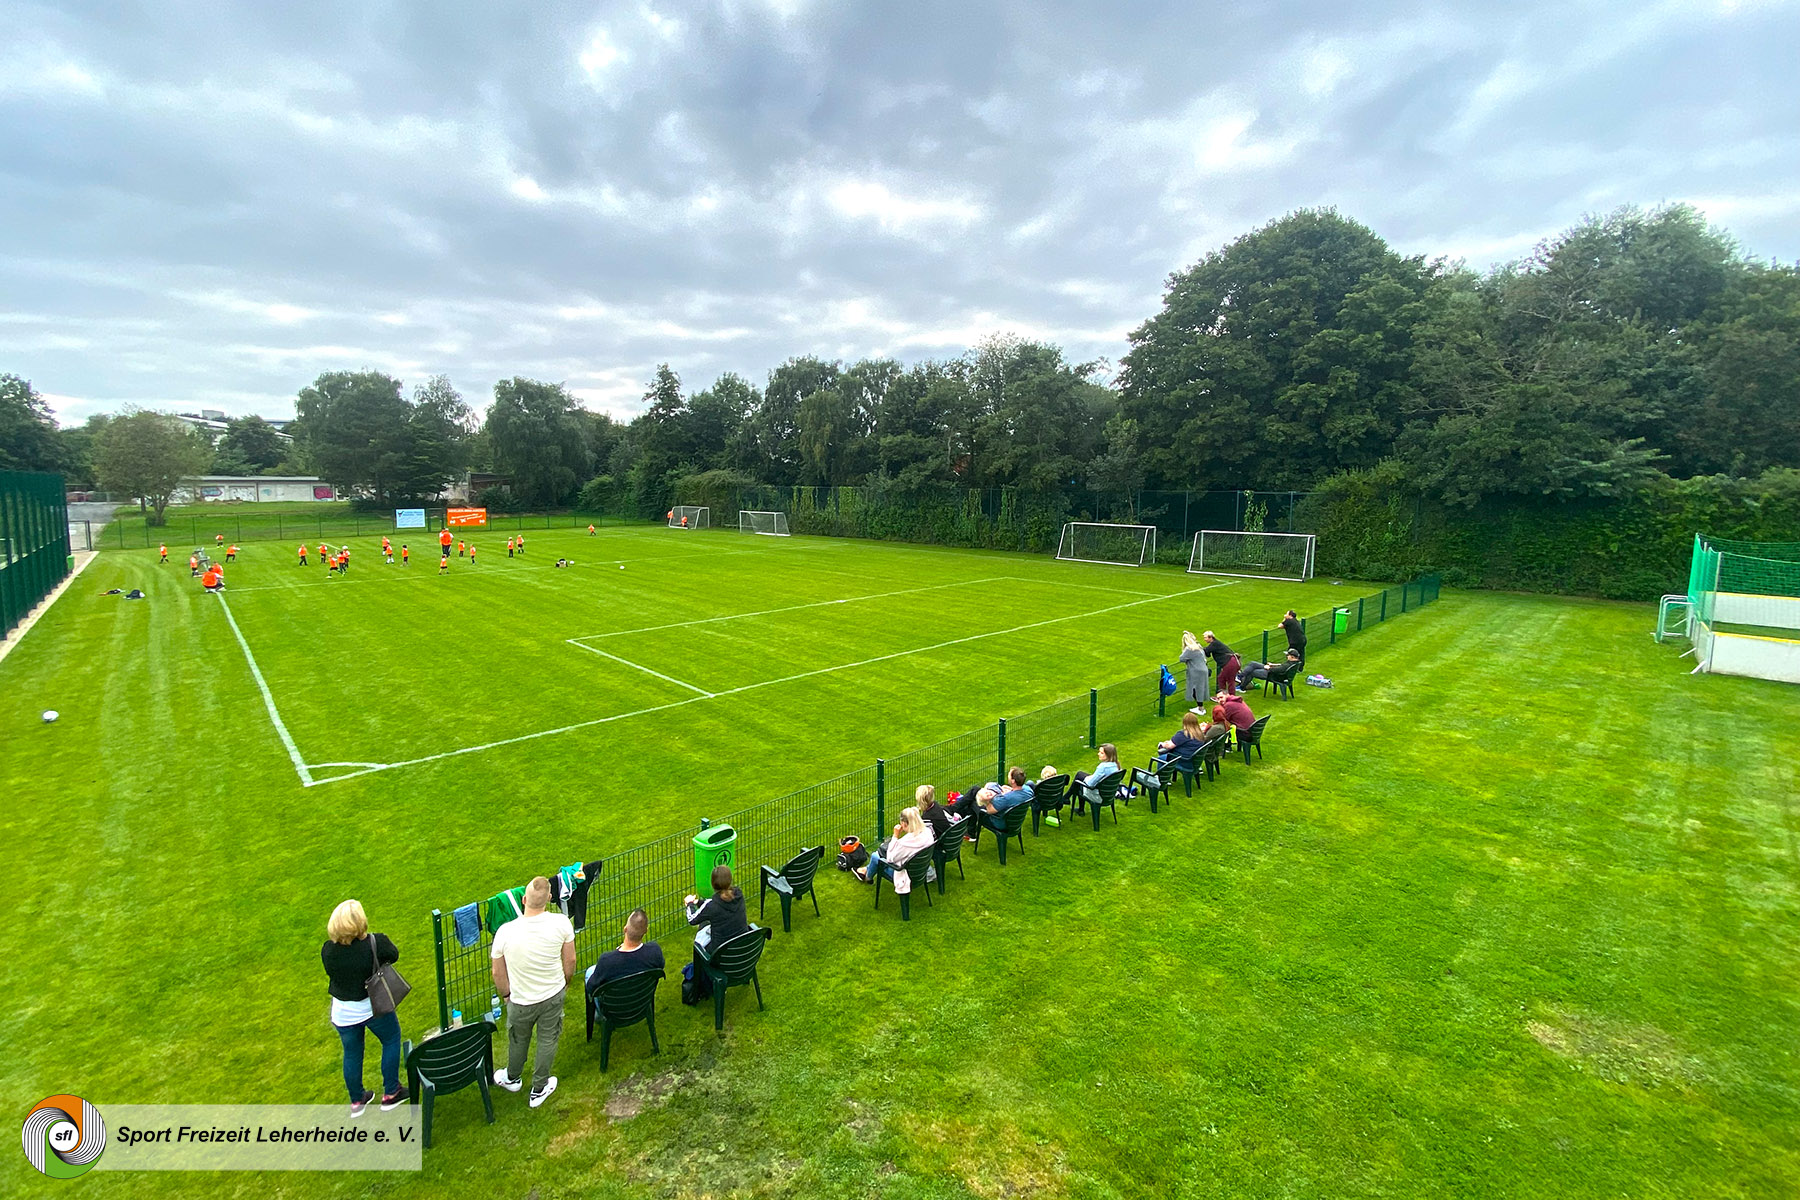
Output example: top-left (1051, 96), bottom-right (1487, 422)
top-left (3, 526), bottom-right (1797, 1198)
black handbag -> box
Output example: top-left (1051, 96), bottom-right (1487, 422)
top-left (365, 934), bottom-right (411, 1016)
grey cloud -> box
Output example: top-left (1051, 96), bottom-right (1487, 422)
top-left (4, 0), bottom-right (1798, 424)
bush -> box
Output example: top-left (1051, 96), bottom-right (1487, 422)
top-left (473, 485), bottom-right (522, 514)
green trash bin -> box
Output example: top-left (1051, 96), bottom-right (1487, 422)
top-left (1333, 607), bottom-right (1350, 634)
top-left (692, 822), bottom-right (737, 897)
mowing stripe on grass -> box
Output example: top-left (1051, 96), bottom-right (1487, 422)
top-left (298, 579), bottom-right (1236, 787)
top-left (567, 577), bottom-right (1010, 640)
top-left (212, 591), bottom-right (314, 787)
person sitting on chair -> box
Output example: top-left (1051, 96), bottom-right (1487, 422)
top-left (1237, 648), bottom-right (1302, 688)
top-left (682, 866), bottom-right (748, 1003)
top-left (980, 768), bottom-right (1034, 818)
top-left (1074, 743), bottom-right (1128, 812)
top-left (1156, 711), bottom-right (1206, 767)
top-left (584, 908), bottom-right (664, 998)
top-left (1213, 692), bottom-right (1256, 732)
top-left (917, 785), bottom-right (960, 839)
top-left (853, 806), bottom-right (935, 887)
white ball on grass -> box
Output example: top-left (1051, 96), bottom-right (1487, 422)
top-left (619, 564), bottom-right (625, 570)
top-left (42, 710), bottom-right (59, 723)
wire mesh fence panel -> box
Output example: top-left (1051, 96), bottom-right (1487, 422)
top-left (715, 765), bottom-right (880, 888)
top-left (1095, 668), bottom-right (1165, 730)
top-left (1003, 694), bottom-right (1094, 777)
top-left (884, 726), bottom-right (1002, 810)
top-left (0, 470), bottom-right (71, 639)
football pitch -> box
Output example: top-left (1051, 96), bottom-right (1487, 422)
top-left (2, 526), bottom-right (1797, 1199)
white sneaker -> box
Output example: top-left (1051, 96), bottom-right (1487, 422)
top-left (492, 1068), bottom-right (522, 1093)
top-left (529, 1076), bottom-right (557, 1108)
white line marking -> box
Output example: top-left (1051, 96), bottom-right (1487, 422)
top-left (568, 577), bottom-right (1009, 640)
top-left (306, 580), bottom-right (1234, 786)
top-left (214, 592), bottom-right (314, 786)
top-left (992, 575), bottom-right (1169, 597)
top-left (565, 640), bottom-right (715, 695)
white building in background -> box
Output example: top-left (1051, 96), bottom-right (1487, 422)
top-left (173, 475), bottom-right (336, 503)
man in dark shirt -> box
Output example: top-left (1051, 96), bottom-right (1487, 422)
top-left (1281, 609), bottom-right (1307, 666)
top-left (585, 909), bottom-right (665, 998)
top-left (1203, 631), bottom-right (1242, 696)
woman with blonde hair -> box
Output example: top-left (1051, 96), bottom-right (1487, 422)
top-left (1178, 630), bottom-right (1209, 704)
top-left (917, 783), bottom-right (958, 839)
top-left (321, 899), bottom-right (406, 1117)
top-left (854, 806), bottom-right (936, 893)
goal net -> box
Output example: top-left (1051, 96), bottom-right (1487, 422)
top-left (1056, 522), bottom-right (1156, 567)
top-left (738, 510), bottom-right (790, 536)
top-left (1681, 535), bottom-right (1800, 683)
top-left (1188, 530), bottom-right (1316, 581)
top-left (668, 506), bottom-right (709, 530)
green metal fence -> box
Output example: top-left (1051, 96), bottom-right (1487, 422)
top-left (0, 471), bottom-right (71, 640)
top-left (427, 571), bottom-right (1443, 1031)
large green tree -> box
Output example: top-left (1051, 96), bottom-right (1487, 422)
top-left (1119, 209), bottom-right (1433, 491)
top-left (292, 371), bottom-right (469, 503)
top-left (485, 378), bottom-right (591, 507)
top-left (92, 410), bottom-right (213, 524)
top-left (212, 415), bottom-right (287, 475)
top-left (0, 374), bottom-right (65, 473)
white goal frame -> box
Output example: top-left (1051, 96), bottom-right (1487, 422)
top-left (668, 506), bottom-right (710, 529)
top-left (738, 510), bottom-right (790, 537)
top-left (1056, 522), bottom-right (1157, 567)
top-left (1187, 530), bottom-right (1316, 582)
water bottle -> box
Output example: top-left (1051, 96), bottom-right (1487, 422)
top-left (451, 1010), bottom-right (462, 1029)
top-left (488, 994), bottom-right (503, 1023)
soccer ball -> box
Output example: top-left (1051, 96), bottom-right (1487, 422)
top-left (42, 710), bottom-right (58, 723)
top-left (619, 564), bottom-right (624, 570)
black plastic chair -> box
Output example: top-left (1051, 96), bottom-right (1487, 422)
top-left (1131, 766), bottom-right (1171, 813)
top-left (702, 926), bottom-right (773, 1031)
top-left (873, 851), bottom-right (935, 920)
top-left (1029, 773), bottom-right (1071, 834)
top-left (1149, 752), bottom-right (1198, 797)
top-left (930, 819), bottom-right (969, 895)
top-left (1267, 660), bottom-right (1301, 700)
top-left (975, 803), bottom-right (1031, 863)
top-left (1074, 772), bottom-right (1123, 830)
top-left (1238, 715), bottom-right (1270, 764)
top-left (585, 968), bottom-right (664, 1069)
top-left (758, 846), bottom-right (825, 934)
top-left (405, 1021), bottom-right (496, 1149)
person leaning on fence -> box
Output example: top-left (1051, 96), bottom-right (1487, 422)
top-left (585, 908), bottom-right (665, 998)
top-left (854, 806), bottom-right (936, 886)
top-left (1282, 609), bottom-right (1307, 666)
top-left (1178, 630), bottom-right (1210, 703)
top-left (490, 876), bottom-right (576, 1108)
top-left (1203, 631), bottom-right (1241, 696)
top-left (683, 865), bottom-right (749, 1004)
top-left (321, 899), bottom-right (407, 1117)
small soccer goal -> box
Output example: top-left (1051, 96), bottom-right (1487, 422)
top-left (738, 510), bottom-right (790, 536)
top-left (1188, 530), bottom-right (1316, 581)
top-left (667, 506), bottom-right (709, 530)
top-left (1056, 522), bottom-right (1156, 567)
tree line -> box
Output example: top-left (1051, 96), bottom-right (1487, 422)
top-left (5, 202), bottom-right (1796, 525)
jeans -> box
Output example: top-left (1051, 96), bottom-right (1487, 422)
top-left (505, 990), bottom-right (566, 1086)
top-left (336, 1011), bottom-right (402, 1102)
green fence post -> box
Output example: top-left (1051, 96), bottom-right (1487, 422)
top-left (431, 909), bottom-right (450, 1032)
top-left (1156, 675), bottom-right (1165, 719)
top-left (1402, 582), bottom-right (1409, 613)
top-left (1330, 614), bottom-right (1337, 645)
top-left (997, 718), bottom-right (1007, 783)
top-left (1088, 689), bottom-right (1098, 749)
top-left (1357, 597), bottom-right (1364, 631)
top-left (1380, 591), bottom-right (1388, 621)
top-left (875, 759), bottom-right (886, 832)
top-left (1261, 629), bottom-right (1269, 661)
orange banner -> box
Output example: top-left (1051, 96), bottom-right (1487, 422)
top-left (446, 507), bottom-right (488, 527)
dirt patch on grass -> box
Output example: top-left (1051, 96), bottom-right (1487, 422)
top-left (1527, 1008), bottom-right (1710, 1087)
top-left (545, 1111), bottom-right (601, 1156)
top-left (604, 1063), bottom-right (700, 1121)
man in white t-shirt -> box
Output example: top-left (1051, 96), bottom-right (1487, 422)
top-left (489, 876), bottom-right (575, 1107)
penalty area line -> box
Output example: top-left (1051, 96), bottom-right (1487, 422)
top-left (565, 641), bottom-right (715, 696)
top-left (214, 592), bottom-right (314, 787)
top-left (305, 579), bottom-right (1236, 788)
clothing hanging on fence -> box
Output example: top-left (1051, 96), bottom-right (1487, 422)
top-left (483, 886), bottom-right (526, 935)
top-left (452, 903), bottom-right (481, 948)
top-left (547, 860), bottom-right (602, 931)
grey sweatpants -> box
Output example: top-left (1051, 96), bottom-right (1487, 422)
top-left (505, 988), bottom-right (565, 1085)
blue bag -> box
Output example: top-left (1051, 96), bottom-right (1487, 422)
top-left (1159, 665), bottom-right (1178, 697)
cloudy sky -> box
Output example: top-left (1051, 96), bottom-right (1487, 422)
top-left (5, 0), bottom-right (1798, 426)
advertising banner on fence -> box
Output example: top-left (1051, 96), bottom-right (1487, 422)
top-left (446, 507), bottom-right (488, 527)
top-left (393, 508), bottom-right (425, 529)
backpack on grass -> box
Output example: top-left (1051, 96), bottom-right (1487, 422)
top-left (835, 836), bottom-right (867, 872)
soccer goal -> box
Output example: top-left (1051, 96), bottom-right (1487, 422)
top-left (1056, 522), bottom-right (1156, 567)
top-left (1675, 534), bottom-right (1800, 683)
top-left (738, 510), bottom-right (790, 536)
top-left (667, 506), bottom-right (709, 530)
top-left (1188, 530), bottom-right (1316, 581)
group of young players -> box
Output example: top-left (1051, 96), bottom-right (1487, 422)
top-left (164, 522), bottom-right (587, 590)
